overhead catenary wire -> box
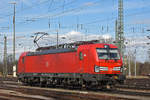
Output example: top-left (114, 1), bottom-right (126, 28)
top-left (0, 0), bottom-right (76, 20)
top-left (2, 0), bottom-right (150, 34)
top-left (13, 0), bottom-right (99, 27)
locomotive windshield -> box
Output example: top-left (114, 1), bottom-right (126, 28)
top-left (96, 48), bottom-right (120, 60)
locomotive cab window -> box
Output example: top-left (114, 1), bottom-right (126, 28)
top-left (79, 52), bottom-right (83, 60)
top-left (96, 48), bottom-right (120, 60)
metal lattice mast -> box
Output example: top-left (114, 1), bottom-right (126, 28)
top-left (10, 2), bottom-right (16, 65)
top-left (115, 20), bottom-right (118, 43)
top-left (116, 0), bottom-right (124, 56)
top-left (3, 36), bottom-right (7, 77)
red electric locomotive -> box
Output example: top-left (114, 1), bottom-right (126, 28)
top-left (18, 43), bottom-right (125, 89)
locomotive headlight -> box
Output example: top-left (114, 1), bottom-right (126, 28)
top-left (95, 66), bottom-right (108, 72)
top-left (94, 66), bottom-right (100, 72)
top-left (113, 67), bottom-right (121, 71)
top-left (99, 67), bottom-right (108, 71)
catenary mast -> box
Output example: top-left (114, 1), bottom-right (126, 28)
top-left (116, 0), bottom-right (124, 58)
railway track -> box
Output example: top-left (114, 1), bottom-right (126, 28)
top-left (2, 77), bottom-right (150, 90)
top-left (0, 80), bottom-right (150, 100)
top-left (0, 89), bottom-right (54, 100)
top-left (116, 78), bottom-right (150, 90)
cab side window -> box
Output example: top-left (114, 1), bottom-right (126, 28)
top-left (79, 52), bottom-right (83, 60)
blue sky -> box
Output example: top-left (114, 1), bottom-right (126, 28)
top-left (0, 0), bottom-right (150, 62)
top-left (0, 0), bottom-right (150, 36)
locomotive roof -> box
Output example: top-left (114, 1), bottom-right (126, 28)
top-left (36, 40), bottom-right (99, 51)
top-left (26, 48), bottom-right (76, 56)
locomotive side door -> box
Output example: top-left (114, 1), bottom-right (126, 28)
top-left (22, 57), bottom-right (26, 73)
top-left (79, 49), bottom-right (89, 73)
top-left (79, 51), bottom-right (84, 73)
top-left (18, 56), bottom-right (25, 73)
